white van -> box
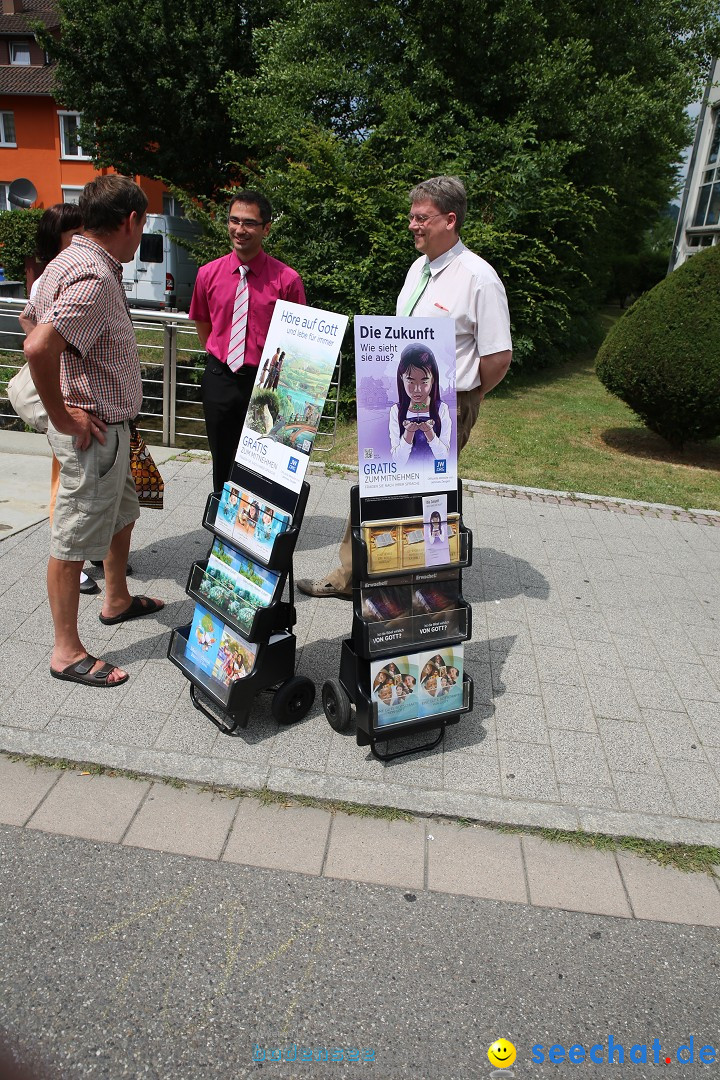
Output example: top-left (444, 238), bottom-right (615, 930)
top-left (122, 214), bottom-right (201, 311)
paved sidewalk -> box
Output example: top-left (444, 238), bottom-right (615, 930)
top-left (0, 434), bottom-right (719, 846)
top-left (2, 755), bottom-right (720, 927)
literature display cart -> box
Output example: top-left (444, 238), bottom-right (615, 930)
top-left (169, 298), bottom-right (349, 735)
top-left (321, 313), bottom-right (473, 760)
top-left (321, 483), bottom-right (474, 761)
top-left (169, 466), bottom-right (315, 734)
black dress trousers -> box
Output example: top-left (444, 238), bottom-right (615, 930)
top-left (201, 353), bottom-right (257, 492)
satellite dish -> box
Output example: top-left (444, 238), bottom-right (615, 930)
top-left (8, 178), bottom-right (38, 209)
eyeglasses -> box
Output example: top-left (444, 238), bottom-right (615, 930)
top-left (228, 216), bottom-right (265, 228)
top-left (408, 212), bottom-right (443, 225)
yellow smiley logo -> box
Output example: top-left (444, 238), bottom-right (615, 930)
top-left (488, 1039), bottom-right (517, 1069)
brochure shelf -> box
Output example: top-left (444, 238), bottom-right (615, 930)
top-left (351, 597), bottom-right (472, 659)
top-left (168, 623), bottom-right (306, 733)
top-left (322, 481), bottom-right (475, 761)
top-left (202, 473), bottom-right (310, 572)
top-left (186, 560), bottom-right (293, 645)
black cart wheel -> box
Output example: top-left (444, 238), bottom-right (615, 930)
top-left (322, 679), bottom-right (352, 733)
top-left (272, 676), bottom-right (316, 725)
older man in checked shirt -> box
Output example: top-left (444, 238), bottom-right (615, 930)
top-left (23, 175), bottom-right (164, 688)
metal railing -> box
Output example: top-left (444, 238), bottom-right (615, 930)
top-left (0, 298), bottom-right (342, 451)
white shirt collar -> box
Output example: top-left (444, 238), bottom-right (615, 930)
top-left (428, 239), bottom-right (465, 276)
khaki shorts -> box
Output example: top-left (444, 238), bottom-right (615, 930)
top-left (47, 418), bottom-right (139, 562)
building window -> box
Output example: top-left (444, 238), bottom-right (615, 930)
top-left (692, 110), bottom-right (720, 227)
top-left (0, 183), bottom-right (9, 211)
top-left (0, 111), bottom-right (16, 147)
top-left (9, 40), bottom-right (31, 66)
top-left (61, 186), bottom-right (83, 205)
top-left (162, 194), bottom-right (185, 217)
top-left (58, 112), bottom-right (90, 159)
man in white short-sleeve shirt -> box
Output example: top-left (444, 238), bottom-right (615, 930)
top-left (298, 175), bottom-right (512, 599)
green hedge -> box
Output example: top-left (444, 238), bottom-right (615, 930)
top-left (0, 208), bottom-right (42, 285)
top-left (596, 246), bottom-right (720, 446)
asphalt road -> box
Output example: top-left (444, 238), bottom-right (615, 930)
top-left (1, 825), bottom-right (719, 1080)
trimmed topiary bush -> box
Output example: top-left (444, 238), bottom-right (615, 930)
top-left (596, 246), bottom-right (720, 446)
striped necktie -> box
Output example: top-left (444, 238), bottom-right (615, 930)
top-left (226, 265), bottom-right (249, 371)
top-left (402, 263), bottom-right (431, 316)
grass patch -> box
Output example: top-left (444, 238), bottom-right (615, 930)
top-left (5, 752), bottom-right (716, 874)
top-left (497, 824), bottom-right (720, 876)
top-left (325, 310), bottom-right (720, 511)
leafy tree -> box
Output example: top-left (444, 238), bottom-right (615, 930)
top-left (40, 0), bottom-right (281, 197)
top-left (216, 0), bottom-right (718, 372)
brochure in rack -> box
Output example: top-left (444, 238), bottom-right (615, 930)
top-left (185, 603), bottom-right (259, 688)
top-left (370, 644), bottom-right (464, 728)
top-left (197, 538), bottom-right (280, 636)
top-left (215, 481), bottom-right (291, 563)
top-left (354, 315), bottom-right (457, 500)
top-left (235, 300), bottom-right (348, 494)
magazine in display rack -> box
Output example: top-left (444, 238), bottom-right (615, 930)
top-left (320, 315), bottom-right (474, 760)
top-left (169, 300), bottom-right (347, 733)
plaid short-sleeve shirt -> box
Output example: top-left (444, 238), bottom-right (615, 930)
top-left (22, 234), bottom-right (142, 424)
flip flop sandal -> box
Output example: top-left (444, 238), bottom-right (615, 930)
top-left (99, 595), bottom-right (164, 625)
top-left (50, 654), bottom-right (129, 687)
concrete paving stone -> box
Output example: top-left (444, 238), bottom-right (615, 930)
top-left (533, 645), bottom-right (584, 687)
top-left (153, 712), bottom-right (219, 756)
top-left (541, 683), bottom-right (598, 733)
top-left (599, 718), bottom-right (662, 774)
top-left (647, 628), bottom-right (701, 665)
top-left (643, 710), bottom-right (708, 762)
top-left (101, 709), bottom-right (171, 748)
top-left (382, 757), bottom-right (445, 791)
top-left (491, 651), bottom-right (541, 696)
top-left (324, 739), bottom-right (390, 783)
top-left (26, 770), bottom-right (150, 842)
top-left (123, 782), bottom-right (238, 859)
top-left (484, 621), bottom-right (532, 654)
top-left (526, 614), bottom-right (575, 650)
top-left (427, 824), bottom-right (527, 902)
top-left (610, 633), bottom-right (663, 671)
top-left (599, 607), bottom-right (649, 636)
top-left (43, 714), bottom-right (110, 740)
top-left (704, 656), bottom-right (720, 691)
top-left (672, 599), bottom-right (718, 628)
top-left (549, 730), bottom-right (612, 785)
top-left (498, 741), bottom-right (560, 802)
top-left (690, 695), bottom-right (720, 747)
top-left (442, 750), bottom-right (503, 796)
top-left (323, 812), bottom-right (425, 889)
top-left (522, 835), bottom-right (632, 918)
top-left (685, 625), bottom-right (720, 658)
top-left (663, 661), bottom-right (720, 703)
top-left (222, 798), bottom-right (331, 875)
top-left (616, 852), bottom-right (720, 926)
top-left (492, 692), bottom-right (549, 743)
top-left (660, 761), bottom-right (720, 821)
top-left (624, 666), bottom-right (688, 714)
top-left (0, 755), bottom-right (61, 825)
top-left (613, 770), bottom-right (677, 815)
top-left (564, 608), bottom-right (613, 644)
top-left (574, 639), bottom-right (627, 678)
top-left (585, 676), bottom-right (642, 721)
top-left (557, 781), bottom-right (619, 811)
top-left (268, 720), bottom-right (333, 773)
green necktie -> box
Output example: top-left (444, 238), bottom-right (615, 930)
top-left (402, 263), bottom-right (431, 316)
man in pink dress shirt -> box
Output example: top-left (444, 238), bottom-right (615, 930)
top-left (189, 190), bottom-right (306, 491)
